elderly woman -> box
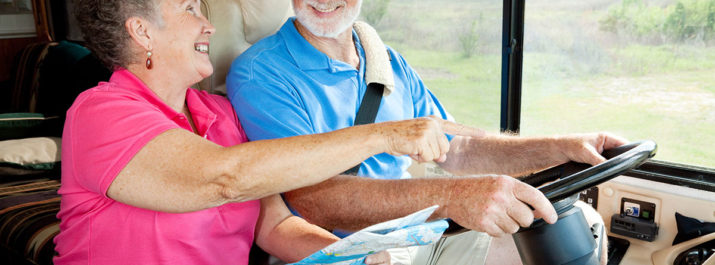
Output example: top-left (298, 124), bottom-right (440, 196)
top-left (53, 0), bottom-right (459, 264)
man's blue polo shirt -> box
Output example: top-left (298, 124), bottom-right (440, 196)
top-left (227, 18), bottom-right (452, 179)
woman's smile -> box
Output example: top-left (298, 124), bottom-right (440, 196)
top-left (194, 42), bottom-right (209, 54)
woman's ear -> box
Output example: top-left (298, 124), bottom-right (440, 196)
top-left (125, 17), bottom-right (153, 51)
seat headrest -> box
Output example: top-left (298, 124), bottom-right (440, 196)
top-left (197, 0), bottom-right (293, 94)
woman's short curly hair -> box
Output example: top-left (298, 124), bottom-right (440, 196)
top-left (74, 0), bottom-right (160, 69)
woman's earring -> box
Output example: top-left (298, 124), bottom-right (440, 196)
top-left (145, 50), bottom-right (153, 69)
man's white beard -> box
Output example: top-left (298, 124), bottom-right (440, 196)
top-left (295, 0), bottom-right (362, 38)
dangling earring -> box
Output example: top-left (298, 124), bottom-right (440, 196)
top-left (145, 50), bottom-right (153, 69)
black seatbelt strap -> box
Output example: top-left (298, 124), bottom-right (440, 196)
top-left (343, 83), bottom-right (384, 175)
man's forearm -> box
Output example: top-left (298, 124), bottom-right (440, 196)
top-left (439, 134), bottom-right (566, 177)
top-left (284, 175), bottom-right (453, 231)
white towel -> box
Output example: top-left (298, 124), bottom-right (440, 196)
top-left (353, 21), bottom-right (394, 96)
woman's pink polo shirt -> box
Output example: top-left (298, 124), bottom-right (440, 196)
top-left (54, 69), bottom-right (260, 264)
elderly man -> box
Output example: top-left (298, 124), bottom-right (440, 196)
top-left (227, 0), bottom-right (618, 264)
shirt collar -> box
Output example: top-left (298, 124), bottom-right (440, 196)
top-left (185, 89), bottom-right (217, 136)
top-left (280, 17), bottom-right (362, 73)
top-left (109, 68), bottom-right (217, 136)
top-left (109, 68), bottom-right (170, 110)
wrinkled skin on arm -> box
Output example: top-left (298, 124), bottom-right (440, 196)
top-left (255, 195), bottom-right (392, 264)
top-left (439, 130), bottom-right (628, 177)
top-left (107, 117), bottom-right (459, 213)
top-left (286, 118), bottom-right (627, 238)
top-left (285, 174), bottom-right (558, 237)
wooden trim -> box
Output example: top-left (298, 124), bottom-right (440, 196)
top-left (31, 0), bottom-right (51, 42)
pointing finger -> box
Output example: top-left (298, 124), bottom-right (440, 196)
top-left (436, 119), bottom-right (486, 138)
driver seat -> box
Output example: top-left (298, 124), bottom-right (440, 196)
top-left (197, 0), bottom-right (293, 95)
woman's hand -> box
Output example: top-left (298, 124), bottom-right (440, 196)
top-left (378, 116), bottom-right (484, 163)
top-left (364, 250), bottom-right (392, 265)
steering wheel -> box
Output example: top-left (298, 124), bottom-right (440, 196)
top-left (522, 140), bottom-right (657, 203)
top-left (443, 140), bottom-right (657, 235)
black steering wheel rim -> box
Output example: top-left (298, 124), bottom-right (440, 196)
top-left (527, 140), bottom-right (657, 203)
top-left (442, 140), bottom-right (657, 236)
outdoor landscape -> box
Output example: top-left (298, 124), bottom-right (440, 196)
top-left (359, 0), bottom-right (715, 168)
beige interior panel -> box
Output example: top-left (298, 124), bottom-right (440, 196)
top-left (597, 175), bottom-right (715, 265)
top-left (651, 232), bottom-right (715, 265)
top-left (705, 252), bottom-right (715, 265)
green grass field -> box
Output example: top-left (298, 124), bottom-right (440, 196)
top-left (371, 0), bottom-right (715, 168)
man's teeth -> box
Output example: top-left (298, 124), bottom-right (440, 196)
top-left (194, 44), bottom-right (209, 53)
top-left (314, 6), bottom-right (337, 12)
top-left (312, 2), bottom-right (342, 12)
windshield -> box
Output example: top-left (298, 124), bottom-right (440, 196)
top-left (365, 0), bottom-right (714, 168)
top-left (520, 0), bottom-right (714, 168)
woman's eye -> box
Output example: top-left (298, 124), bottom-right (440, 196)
top-left (186, 6), bottom-right (196, 14)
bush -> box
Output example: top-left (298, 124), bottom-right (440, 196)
top-left (600, 0), bottom-right (715, 44)
top-left (663, 0), bottom-right (715, 42)
top-left (458, 14), bottom-right (483, 58)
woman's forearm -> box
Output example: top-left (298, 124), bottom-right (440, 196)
top-left (255, 195), bottom-right (338, 263)
top-left (214, 123), bottom-right (387, 202)
top-left (109, 117), bottom-right (456, 213)
top-left (214, 117), bottom-right (456, 204)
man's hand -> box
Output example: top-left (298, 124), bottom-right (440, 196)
top-left (364, 250), bottom-right (391, 265)
top-left (443, 175), bottom-right (558, 237)
top-left (556, 132), bottom-right (629, 166)
top-left (377, 117), bottom-right (484, 163)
